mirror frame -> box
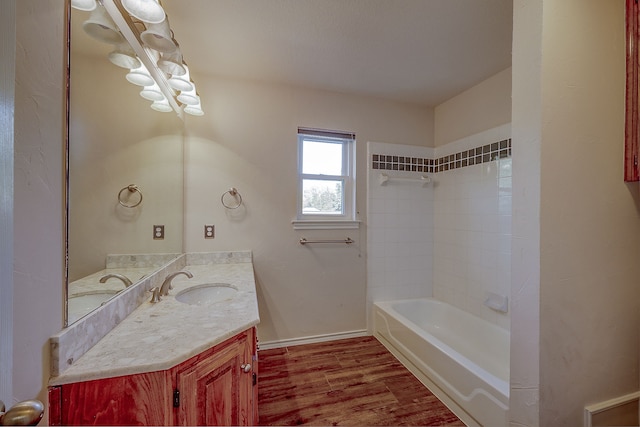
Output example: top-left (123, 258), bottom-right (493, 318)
top-left (64, 0), bottom-right (70, 327)
top-left (626, 0), bottom-right (639, 182)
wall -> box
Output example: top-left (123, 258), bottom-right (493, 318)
top-left (510, 0), bottom-right (542, 424)
top-left (68, 54), bottom-right (183, 281)
top-left (366, 141), bottom-right (434, 327)
top-left (510, 0), bottom-right (640, 424)
top-left (366, 122), bottom-right (512, 332)
top-left (13, 0), bottom-right (65, 409)
top-left (435, 67), bottom-right (512, 147)
top-left (538, 0), bottom-right (640, 424)
top-left (432, 125), bottom-right (512, 330)
top-left (183, 74), bottom-right (433, 345)
top-left (0, 0), bottom-right (16, 405)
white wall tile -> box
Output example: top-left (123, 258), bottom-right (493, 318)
top-left (367, 129), bottom-right (511, 331)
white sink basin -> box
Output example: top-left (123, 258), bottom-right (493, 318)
top-left (68, 291), bottom-right (119, 323)
top-left (175, 283), bottom-right (238, 305)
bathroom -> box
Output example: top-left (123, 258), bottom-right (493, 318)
top-left (3, 1), bottom-right (640, 426)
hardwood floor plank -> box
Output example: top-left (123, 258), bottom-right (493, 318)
top-left (257, 336), bottom-right (465, 426)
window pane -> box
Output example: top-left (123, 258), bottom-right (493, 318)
top-left (302, 139), bottom-right (343, 175)
top-left (302, 179), bottom-right (343, 215)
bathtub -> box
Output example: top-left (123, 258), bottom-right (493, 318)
top-left (373, 298), bottom-right (509, 427)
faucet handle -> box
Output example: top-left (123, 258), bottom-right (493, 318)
top-left (149, 287), bottom-right (161, 303)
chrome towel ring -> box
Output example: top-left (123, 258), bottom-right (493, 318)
top-left (221, 187), bottom-right (242, 209)
top-left (118, 184), bottom-right (143, 208)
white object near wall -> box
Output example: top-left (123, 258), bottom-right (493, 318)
top-left (484, 292), bottom-right (508, 313)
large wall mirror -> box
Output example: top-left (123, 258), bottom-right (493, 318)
top-left (67, 5), bottom-right (184, 326)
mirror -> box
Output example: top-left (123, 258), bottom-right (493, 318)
top-left (66, 5), bottom-right (184, 325)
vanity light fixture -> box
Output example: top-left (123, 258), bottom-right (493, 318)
top-left (140, 82), bottom-right (166, 101)
top-left (140, 16), bottom-right (176, 53)
top-left (176, 86), bottom-right (199, 106)
top-left (150, 98), bottom-right (173, 113)
top-left (108, 41), bottom-right (141, 69)
top-left (157, 44), bottom-right (186, 76)
top-left (71, 0), bottom-right (97, 12)
top-left (125, 62), bottom-right (155, 87)
top-left (73, 0), bottom-right (204, 116)
top-left (121, 0), bottom-right (166, 24)
top-left (82, 4), bottom-right (124, 45)
top-left (183, 98), bottom-right (204, 116)
top-left (168, 63), bottom-right (194, 92)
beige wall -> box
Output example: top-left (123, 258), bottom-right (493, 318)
top-left (68, 55), bottom-right (184, 281)
top-left (435, 67), bottom-right (512, 146)
top-left (13, 0), bottom-right (65, 408)
top-left (183, 75), bottom-right (434, 344)
top-left (511, 0), bottom-right (640, 424)
top-left (538, 0), bottom-right (640, 423)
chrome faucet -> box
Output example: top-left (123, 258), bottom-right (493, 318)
top-left (159, 270), bottom-right (193, 296)
top-left (99, 273), bottom-right (133, 288)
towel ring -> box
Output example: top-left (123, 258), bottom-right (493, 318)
top-left (118, 184), bottom-right (143, 208)
top-left (221, 187), bottom-right (242, 209)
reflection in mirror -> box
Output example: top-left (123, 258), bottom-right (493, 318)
top-left (67, 6), bottom-right (184, 326)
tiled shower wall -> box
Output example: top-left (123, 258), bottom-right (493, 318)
top-left (367, 142), bottom-right (435, 310)
top-left (366, 124), bottom-right (512, 330)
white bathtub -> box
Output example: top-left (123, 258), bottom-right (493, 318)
top-left (373, 298), bottom-right (509, 427)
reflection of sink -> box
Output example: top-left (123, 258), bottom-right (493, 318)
top-left (175, 283), bottom-right (238, 305)
top-left (68, 291), bottom-right (119, 323)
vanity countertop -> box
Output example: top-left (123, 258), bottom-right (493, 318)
top-left (50, 261), bottom-right (259, 386)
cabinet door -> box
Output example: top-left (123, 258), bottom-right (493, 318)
top-left (174, 339), bottom-right (244, 426)
top-left (51, 372), bottom-right (170, 426)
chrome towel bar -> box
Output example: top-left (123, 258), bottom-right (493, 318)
top-left (300, 237), bottom-right (354, 245)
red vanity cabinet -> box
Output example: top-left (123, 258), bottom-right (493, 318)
top-left (49, 327), bottom-right (257, 426)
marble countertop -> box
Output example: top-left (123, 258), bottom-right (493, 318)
top-left (68, 267), bottom-right (157, 296)
top-left (50, 261), bottom-right (259, 386)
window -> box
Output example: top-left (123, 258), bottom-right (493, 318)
top-left (294, 127), bottom-right (357, 228)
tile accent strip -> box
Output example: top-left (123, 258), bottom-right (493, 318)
top-left (372, 139), bottom-right (511, 173)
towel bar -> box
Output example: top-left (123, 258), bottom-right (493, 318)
top-left (299, 238), bottom-right (354, 245)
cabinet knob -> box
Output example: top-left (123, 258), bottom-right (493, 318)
top-left (241, 363), bottom-right (252, 373)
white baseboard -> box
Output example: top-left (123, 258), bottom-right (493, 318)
top-left (257, 329), bottom-right (368, 350)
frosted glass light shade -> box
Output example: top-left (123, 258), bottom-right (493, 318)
top-left (122, 0), bottom-right (165, 24)
top-left (71, 0), bottom-right (96, 11)
top-left (184, 98), bottom-right (204, 116)
top-left (177, 88), bottom-right (199, 106)
top-left (168, 65), bottom-right (193, 92)
top-left (141, 18), bottom-right (176, 53)
top-left (108, 42), bottom-right (141, 69)
top-left (158, 49), bottom-right (186, 76)
top-left (82, 6), bottom-right (124, 45)
top-left (126, 63), bottom-right (154, 86)
top-left (140, 83), bottom-right (166, 101)
top-left (150, 99), bottom-right (173, 112)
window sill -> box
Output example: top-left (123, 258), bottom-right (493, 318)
top-left (292, 220), bottom-right (361, 230)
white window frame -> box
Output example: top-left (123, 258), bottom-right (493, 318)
top-left (293, 128), bottom-right (359, 230)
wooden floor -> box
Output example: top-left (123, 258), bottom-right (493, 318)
top-left (257, 336), bottom-right (465, 426)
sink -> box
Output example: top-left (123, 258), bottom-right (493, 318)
top-left (68, 291), bottom-right (119, 323)
top-left (175, 283), bottom-right (238, 305)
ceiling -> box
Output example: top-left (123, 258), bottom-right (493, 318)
top-left (74, 0), bottom-right (513, 108)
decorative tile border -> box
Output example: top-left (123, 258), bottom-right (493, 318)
top-left (372, 139), bottom-right (511, 173)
